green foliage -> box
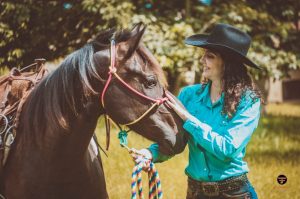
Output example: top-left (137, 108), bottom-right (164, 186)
top-left (1, 0), bottom-right (299, 90)
top-left (0, 0), bottom-right (134, 68)
top-left (130, 14), bottom-right (201, 91)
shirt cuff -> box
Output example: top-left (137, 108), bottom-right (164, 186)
top-left (148, 144), bottom-right (160, 162)
top-left (148, 143), bottom-right (173, 163)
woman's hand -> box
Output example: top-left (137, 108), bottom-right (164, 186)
top-left (166, 93), bottom-right (193, 121)
top-left (130, 148), bottom-right (152, 171)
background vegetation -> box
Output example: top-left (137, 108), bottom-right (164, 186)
top-left (1, 0), bottom-right (300, 92)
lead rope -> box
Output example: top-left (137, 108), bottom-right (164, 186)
top-left (118, 132), bottom-right (163, 199)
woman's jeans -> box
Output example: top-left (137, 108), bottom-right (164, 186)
top-left (186, 175), bottom-right (258, 199)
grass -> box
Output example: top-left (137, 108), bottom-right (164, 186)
top-left (95, 102), bottom-right (300, 199)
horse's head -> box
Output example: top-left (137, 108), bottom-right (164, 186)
top-left (92, 23), bottom-right (185, 155)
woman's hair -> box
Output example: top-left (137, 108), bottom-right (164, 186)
top-left (201, 50), bottom-right (264, 118)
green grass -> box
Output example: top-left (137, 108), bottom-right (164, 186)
top-left (96, 103), bottom-right (300, 199)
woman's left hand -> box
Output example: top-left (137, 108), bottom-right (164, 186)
top-left (165, 93), bottom-right (193, 121)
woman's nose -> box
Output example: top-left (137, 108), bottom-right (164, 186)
top-left (200, 55), bottom-right (205, 64)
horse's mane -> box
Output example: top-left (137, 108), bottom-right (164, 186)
top-left (20, 23), bottom-right (166, 138)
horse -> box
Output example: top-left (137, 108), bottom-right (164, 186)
top-left (0, 23), bottom-right (187, 199)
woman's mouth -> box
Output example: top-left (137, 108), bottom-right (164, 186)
top-left (204, 66), bottom-right (210, 71)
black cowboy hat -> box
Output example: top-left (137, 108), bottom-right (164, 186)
top-left (185, 23), bottom-right (260, 69)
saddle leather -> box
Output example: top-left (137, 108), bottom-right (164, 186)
top-left (0, 59), bottom-right (48, 174)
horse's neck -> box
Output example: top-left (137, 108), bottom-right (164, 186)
top-left (65, 98), bottom-right (102, 153)
top-left (50, 98), bottom-right (102, 156)
top-left (18, 89), bottom-right (103, 160)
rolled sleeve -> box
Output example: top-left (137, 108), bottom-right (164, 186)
top-left (148, 143), bottom-right (172, 163)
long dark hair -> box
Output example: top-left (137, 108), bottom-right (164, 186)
top-left (201, 51), bottom-right (264, 118)
top-left (222, 59), bottom-right (264, 118)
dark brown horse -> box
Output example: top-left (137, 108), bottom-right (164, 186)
top-left (0, 24), bottom-right (187, 198)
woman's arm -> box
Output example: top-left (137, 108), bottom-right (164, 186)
top-left (168, 91), bottom-right (261, 161)
top-left (132, 88), bottom-right (191, 164)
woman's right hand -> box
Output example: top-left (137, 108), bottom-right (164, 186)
top-left (130, 148), bottom-right (153, 171)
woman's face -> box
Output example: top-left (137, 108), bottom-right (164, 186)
top-left (200, 49), bottom-right (224, 81)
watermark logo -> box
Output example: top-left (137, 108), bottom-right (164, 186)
top-left (277, 174), bottom-right (287, 185)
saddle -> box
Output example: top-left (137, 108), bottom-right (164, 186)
top-left (0, 59), bottom-right (48, 172)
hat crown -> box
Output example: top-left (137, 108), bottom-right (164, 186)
top-left (207, 23), bottom-right (251, 56)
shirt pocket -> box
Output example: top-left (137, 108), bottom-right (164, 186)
top-left (216, 119), bottom-right (229, 133)
top-left (220, 119), bottom-right (229, 126)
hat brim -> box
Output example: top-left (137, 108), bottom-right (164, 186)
top-left (185, 34), bottom-right (261, 70)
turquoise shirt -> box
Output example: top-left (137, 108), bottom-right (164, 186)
top-left (149, 83), bottom-right (261, 182)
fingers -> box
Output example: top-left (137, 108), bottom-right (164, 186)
top-left (166, 100), bottom-right (174, 108)
top-left (135, 156), bottom-right (145, 163)
top-left (166, 100), bottom-right (180, 114)
top-left (130, 149), bottom-right (151, 171)
top-left (164, 101), bottom-right (171, 109)
top-left (165, 93), bottom-right (176, 103)
top-left (129, 148), bottom-right (137, 155)
top-left (130, 148), bottom-right (152, 160)
top-left (165, 93), bottom-right (179, 111)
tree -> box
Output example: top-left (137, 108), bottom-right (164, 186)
top-left (1, 0), bottom-right (299, 94)
top-left (131, 0), bottom-right (300, 93)
top-left (0, 0), bottom-right (134, 68)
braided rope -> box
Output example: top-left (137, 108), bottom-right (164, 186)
top-left (117, 131), bottom-right (163, 199)
top-left (131, 161), bottom-right (163, 199)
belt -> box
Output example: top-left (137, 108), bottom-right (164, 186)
top-left (188, 174), bottom-right (249, 197)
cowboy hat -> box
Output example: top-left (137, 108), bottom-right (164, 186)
top-left (185, 23), bottom-right (260, 69)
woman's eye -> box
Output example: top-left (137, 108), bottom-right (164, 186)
top-left (144, 76), bottom-right (157, 88)
top-left (206, 53), bottom-right (214, 59)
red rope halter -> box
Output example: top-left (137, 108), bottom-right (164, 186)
top-left (101, 40), bottom-right (168, 126)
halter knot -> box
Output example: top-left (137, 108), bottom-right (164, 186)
top-left (155, 97), bottom-right (168, 105)
top-left (109, 67), bottom-right (117, 74)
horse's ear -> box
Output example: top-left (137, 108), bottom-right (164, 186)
top-left (117, 23), bottom-right (146, 61)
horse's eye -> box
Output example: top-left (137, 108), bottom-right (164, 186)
top-left (144, 76), bottom-right (157, 88)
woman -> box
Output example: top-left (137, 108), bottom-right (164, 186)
top-left (132, 23), bottom-right (263, 199)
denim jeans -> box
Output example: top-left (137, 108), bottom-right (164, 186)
top-left (186, 177), bottom-right (258, 199)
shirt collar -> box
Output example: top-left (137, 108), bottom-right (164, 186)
top-left (197, 82), bottom-right (224, 108)
top-left (196, 82), bottom-right (210, 103)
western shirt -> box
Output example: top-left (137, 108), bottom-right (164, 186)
top-left (148, 83), bottom-right (261, 181)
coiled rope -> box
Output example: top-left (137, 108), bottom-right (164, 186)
top-left (118, 131), bottom-right (163, 199)
top-left (131, 159), bottom-right (163, 199)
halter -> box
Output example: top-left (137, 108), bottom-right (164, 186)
top-left (101, 40), bottom-right (168, 126)
top-left (100, 40), bottom-right (169, 150)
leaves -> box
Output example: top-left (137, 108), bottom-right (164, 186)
top-left (0, 0), bottom-right (299, 87)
